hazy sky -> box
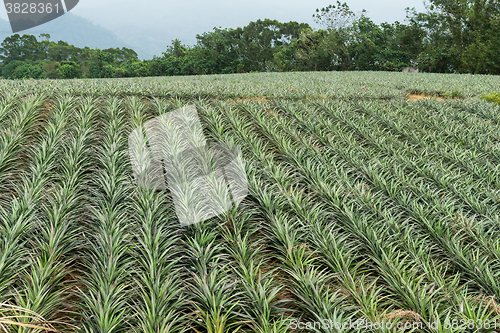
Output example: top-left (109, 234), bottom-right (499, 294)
top-left (72, 0), bottom-right (427, 26)
top-left (0, 0), bottom-right (428, 27)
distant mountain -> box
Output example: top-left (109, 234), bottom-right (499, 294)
top-left (0, 13), bottom-right (132, 53)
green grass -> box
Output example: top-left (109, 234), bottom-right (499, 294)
top-left (482, 92), bottom-right (500, 104)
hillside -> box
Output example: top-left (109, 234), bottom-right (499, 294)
top-left (0, 13), bottom-right (130, 51)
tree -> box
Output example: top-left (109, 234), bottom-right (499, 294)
top-left (313, 1), bottom-right (358, 31)
top-left (238, 19), bottom-right (309, 72)
top-left (0, 34), bottom-right (46, 63)
top-left (194, 28), bottom-right (240, 74)
top-left (58, 61), bottom-right (81, 79)
top-left (103, 47), bottom-right (139, 63)
top-left (87, 50), bottom-right (116, 78)
top-left (420, 0), bottom-right (500, 73)
top-left (47, 40), bottom-right (81, 62)
top-left (273, 28), bottom-right (336, 72)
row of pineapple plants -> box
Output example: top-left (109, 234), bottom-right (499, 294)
top-left (1, 88), bottom-right (500, 332)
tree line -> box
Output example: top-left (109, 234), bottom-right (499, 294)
top-left (1, 0), bottom-right (499, 79)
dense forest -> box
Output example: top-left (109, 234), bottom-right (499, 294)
top-left (1, 0), bottom-right (499, 79)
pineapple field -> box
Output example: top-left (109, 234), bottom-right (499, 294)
top-left (2, 71), bottom-right (500, 332)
